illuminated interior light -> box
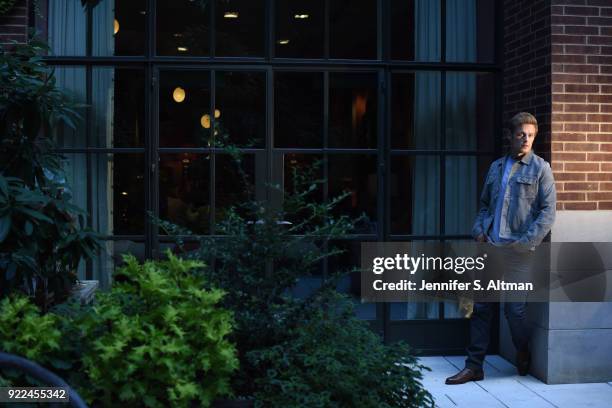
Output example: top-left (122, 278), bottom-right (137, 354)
top-left (201, 114), bottom-right (211, 129)
top-left (224, 11), bottom-right (239, 18)
top-left (277, 39), bottom-right (290, 45)
top-left (294, 14), bottom-right (309, 19)
top-left (173, 87), bottom-right (186, 103)
top-left (177, 46), bottom-right (188, 52)
top-left (113, 19), bottom-right (120, 35)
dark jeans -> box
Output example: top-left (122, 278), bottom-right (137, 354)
top-left (465, 301), bottom-right (531, 370)
top-left (465, 245), bottom-right (534, 371)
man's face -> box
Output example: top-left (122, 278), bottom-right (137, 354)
top-left (510, 123), bottom-right (536, 157)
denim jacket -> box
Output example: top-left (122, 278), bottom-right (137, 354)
top-left (472, 150), bottom-right (556, 249)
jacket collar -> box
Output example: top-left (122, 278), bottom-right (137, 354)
top-left (500, 149), bottom-right (534, 166)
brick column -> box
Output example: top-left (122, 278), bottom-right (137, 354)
top-left (0, 0), bottom-right (28, 45)
top-left (502, 0), bottom-right (612, 385)
top-left (503, 0), bottom-right (552, 160)
top-left (551, 1), bottom-right (612, 210)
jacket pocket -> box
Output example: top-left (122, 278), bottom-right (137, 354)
top-left (515, 175), bottom-right (537, 199)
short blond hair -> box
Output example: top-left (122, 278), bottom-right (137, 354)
top-left (509, 112), bottom-right (538, 135)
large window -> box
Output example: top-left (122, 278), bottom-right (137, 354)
top-left (43, 0), bottom-right (499, 343)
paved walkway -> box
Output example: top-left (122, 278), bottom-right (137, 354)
top-left (419, 355), bottom-right (612, 408)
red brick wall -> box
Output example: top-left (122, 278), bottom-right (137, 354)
top-left (503, 0), bottom-right (552, 161)
top-left (550, 0), bottom-right (612, 210)
top-left (0, 0), bottom-right (28, 45)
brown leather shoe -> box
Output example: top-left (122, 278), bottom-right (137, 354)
top-left (445, 367), bottom-right (484, 385)
top-left (516, 350), bottom-right (531, 376)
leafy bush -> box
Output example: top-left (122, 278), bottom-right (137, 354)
top-left (0, 252), bottom-right (239, 407)
top-left (0, 295), bottom-right (61, 362)
top-left (158, 150), bottom-right (433, 406)
top-left (0, 38), bottom-right (100, 308)
top-left (248, 291), bottom-right (433, 408)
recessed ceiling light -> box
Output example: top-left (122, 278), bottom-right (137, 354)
top-left (139, 10), bottom-right (146, 15)
top-left (277, 39), bottom-right (290, 45)
top-left (294, 14), bottom-right (309, 19)
top-left (224, 11), bottom-right (239, 18)
top-left (173, 33), bottom-right (183, 38)
top-left (177, 46), bottom-right (188, 52)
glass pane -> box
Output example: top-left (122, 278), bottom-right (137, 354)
top-left (274, 72), bottom-right (324, 148)
top-left (446, 72), bottom-right (495, 151)
top-left (157, 0), bottom-right (210, 56)
top-left (93, 0), bottom-right (146, 56)
top-left (38, 0), bottom-right (87, 56)
top-left (445, 155), bottom-right (495, 235)
top-left (63, 153), bottom-right (145, 236)
top-left (329, 73), bottom-right (378, 148)
top-left (330, 0), bottom-right (377, 59)
top-left (391, 72), bottom-right (441, 149)
top-left (446, 0), bottom-right (494, 63)
top-left (159, 154), bottom-right (211, 234)
top-left (329, 240), bottom-right (377, 320)
top-left (271, 153), bottom-right (324, 225)
top-left (215, 0), bottom-right (265, 57)
top-left (328, 155), bottom-right (377, 234)
top-left (215, 154), bottom-right (258, 223)
top-left (159, 70), bottom-right (212, 148)
top-left (390, 156), bottom-right (440, 235)
top-left (215, 71), bottom-right (266, 147)
top-left (92, 68), bottom-right (145, 147)
top-left (391, 0), bottom-right (440, 61)
top-left (111, 154), bottom-right (145, 235)
top-left (52, 66), bottom-right (87, 148)
top-left (275, 0), bottom-right (324, 58)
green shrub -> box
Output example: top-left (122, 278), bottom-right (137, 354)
top-left (159, 151), bottom-right (434, 406)
top-left (0, 252), bottom-right (239, 407)
top-left (248, 291), bottom-right (434, 408)
top-left (0, 295), bottom-right (61, 362)
top-left (0, 38), bottom-right (100, 308)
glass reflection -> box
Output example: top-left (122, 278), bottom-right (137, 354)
top-left (330, 0), bottom-right (377, 59)
top-left (159, 154), bottom-right (211, 234)
top-left (329, 73), bottom-right (378, 148)
top-left (159, 71), bottom-right (212, 148)
top-left (92, 68), bottom-right (145, 147)
top-left (157, 0), bottom-right (210, 56)
top-left (37, 0), bottom-right (145, 56)
top-left (63, 154), bottom-right (145, 236)
top-left (391, 72), bottom-right (441, 149)
top-left (446, 72), bottom-right (495, 151)
top-left (328, 155), bottom-right (377, 234)
top-left (391, 0), bottom-right (441, 61)
top-left (215, 71), bottom-right (265, 147)
top-left (275, 0), bottom-right (324, 58)
top-left (445, 155), bottom-right (493, 235)
top-left (52, 66), bottom-right (86, 148)
top-left (274, 72), bottom-right (324, 148)
top-left (216, 0), bottom-right (265, 57)
top-left (390, 156), bottom-right (440, 235)
top-left (446, 0), bottom-right (494, 63)
top-left (93, 0), bottom-right (146, 56)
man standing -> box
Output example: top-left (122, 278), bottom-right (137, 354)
top-left (445, 112), bottom-right (556, 384)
